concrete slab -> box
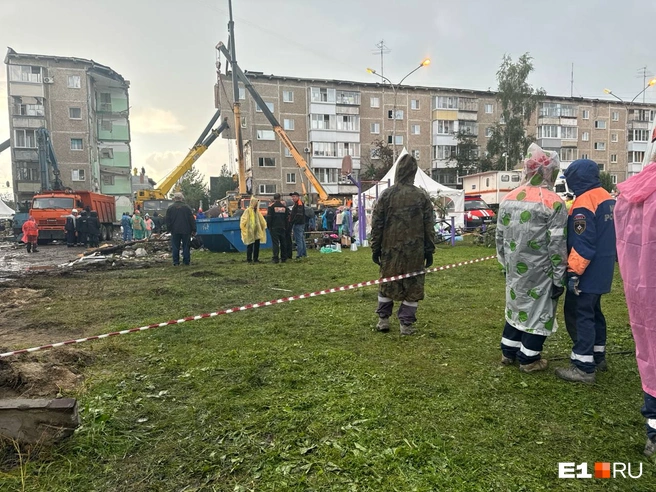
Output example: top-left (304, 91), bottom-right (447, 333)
top-left (0, 398), bottom-right (79, 444)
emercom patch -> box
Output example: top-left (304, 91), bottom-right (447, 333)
top-left (573, 213), bottom-right (586, 235)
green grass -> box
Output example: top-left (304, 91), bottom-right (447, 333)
top-left (0, 244), bottom-right (652, 491)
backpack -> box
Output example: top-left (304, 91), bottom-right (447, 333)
top-left (324, 209), bottom-right (335, 223)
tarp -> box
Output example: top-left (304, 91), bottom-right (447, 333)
top-left (641, 114), bottom-right (656, 172)
top-left (353, 148), bottom-right (465, 228)
top-left (0, 200), bottom-right (15, 219)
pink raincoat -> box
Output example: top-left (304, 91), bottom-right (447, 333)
top-left (615, 162), bottom-right (656, 397)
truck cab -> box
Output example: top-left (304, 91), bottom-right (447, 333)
top-left (464, 195), bottom-right (496, 230)
top-left (554, 175), bottom-right (572, 200)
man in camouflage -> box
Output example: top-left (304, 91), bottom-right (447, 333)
top-left (496, 144), bottom-right (568, 372)
top-left (370, 153), bottom-right (435, 335)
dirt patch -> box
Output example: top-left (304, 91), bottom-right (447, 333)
top-left (190, 270), bottom-right (218, 278)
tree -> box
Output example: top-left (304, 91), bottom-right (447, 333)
top-left (361, 139), bottom-right (394, 181)
top-left (599, 171), bottom-right (615, 193)
top-left (482, 53), bottom-right (545, 171)
top-left (175, 168), bottom-right (210, 211)
top-left (449, 130), bottom-right (480, 177)
top-left (210, 164), bottom-right (237, 204)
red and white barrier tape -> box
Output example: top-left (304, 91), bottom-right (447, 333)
top-left (0, 255), bottom-right (497, 358)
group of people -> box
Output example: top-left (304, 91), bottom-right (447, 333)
top-left (239, 191), bottom-right (308, 263)
top-left (64, 208), bottom-right (102, 248)
top-left (371, 148), bottom-right (656, 456)
top-left (320, 206), bottom-right (352, 237)
top-left (120, 211), bottom-right (163, 241)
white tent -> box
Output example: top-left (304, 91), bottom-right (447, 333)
top-left (0, 200), bottom-right (15, 219)
top-left (354, 148), bottom-right (465, 228)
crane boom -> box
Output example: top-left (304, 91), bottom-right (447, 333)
top-left (36, 128), bottom-right (64, 191)
top-left (0, 139), bottom-right (9, 154)
top-left (217, 42), bottom-right (340, 207)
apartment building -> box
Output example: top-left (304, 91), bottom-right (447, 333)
top-left (218, 71), bottom-right (656, 195)
top-left (5, 48), bottom-right (132, 210)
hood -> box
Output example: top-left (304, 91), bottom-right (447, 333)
top-left (249, 198), bottom-right (259, 209)
top-left (617, 161), bottom-right (656, 204)
top-left (521, 143), bottom-right (559, 189)
top-left (395, 154), bottom-right (417, 185)
top-left (90, 211), bottom-right (98, 217)
top-left (564, 159), bottom-right (601, 196)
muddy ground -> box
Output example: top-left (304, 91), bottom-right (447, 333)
top-left (0, 239), bottom-right (83, 282)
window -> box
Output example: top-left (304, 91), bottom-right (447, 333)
top-left (336, 90), bottom-right (360, 105)
top-left (485, 127), bottom-right (494, 138)
top-left (284, 148), bottom-right (292, 157)
top-left (258, 157), bottom-right (276, 167)
top-left (16, 163), bottom-right (39, 181)
top-left (594, 142), bottom-right (606, 151)
top-left (411, 99), bottom-right (420, 110)
top-left (99, 93), bottom-right (112, 111)
top-left (9, 65), bottom-right (42, 83)
top-left (597, 163), bottom-right (605, 171)
top-left (337, 142), bottom-right (360, 157)
top-left (336, 115), bottom-right (359, 131)
top-left (258, 184), bottom-right (276, 194)
top-left (582, 110), bottom-right (590, 119)
top-left (582, 132), bottom-right (590, 141)
top-left (71, 169), bottom-right (86, 181)
top-left (629, 151), bottom-right (645, 163)
top-left (13, 98), bottom-right (44, 116)
top-left (611, 133), bottom-right (618, 142)
top-left (484, 103), bottom-right (493, 114)
top-left (411, 124), bottom-right (421, 135)
top-left (611, 154), bottom-right (618, 163)
top-left (511, 174), bottom-right (520, 182)
top-left (459, 120), bottom-right (477, 135)
top-left (310, 87), bottom-right (335, 103)
top-left (612, 111), bottom-right (619, 121)
top-left (69, 107), bottom-right (82, 119)
top-left (412, 149), bottom-right (420, 159)
top-left (256, 102), bottom-right (274, 113)
top-left (594, 120), bottom-right (606, 129)
top-left (101, 120), bottom-right (113, 132)
top-left (611, 174), bottom-right (617, 184)
top-left (458, 97), bottom-right (478, 112)
top-left (370, 97), bottom-right (380, 108)
top-left (283, 90), bottom-right (294, 103)
top-left (629, 129), bottom-right (650, 142)
top-left (434, 145), bottom-right (458, 160)
top-left (435, 120), bottom-right (455, 135)
top-left (68, 75), bottom-right (81, 88)
top-left (14, 129), bottom-right (37, 148)
top-left (435, 96), bottom-right (458, 109)
top-left (561, 127), bottom-right (578, 140)
top-left (538, 125), bottom-right (559, 138)
top-left (370, 147), bottom-right (379, 160)
top-left (387, 135), bottom-right (403, 145)
top-left (256, 129), bottom-right (275, 140)
top-left (501, 175), bottom-right (510, 182)
top-left (71, 138), bottom-right (84, 150)
top-left (370, 122), bottom-right (380, 134)
top-left (102, 175), bottom-right (115, 186)
top-left (632, 109), bottom-right (656, 122)
top-left (100, 148), bottom-right (114, 159)
top-left (311, 114), bottom-right (335, 130)
top-left (316, 168), bottom-right (339, 184)
top-left (313, 142), bottom-right (336, 157)
top-left (560, 147), bottom-right (578, 161)
top-left (283, 119), bottom-right (295, 131)
top-left (560, 104), bottom-right (577, 117)
top-left (286, 173), bottom-right (296, 184)
top-left (241, 117), bottom-right (247, 128)
top-left (388, 109), bottom-right (404, 120)
top-left (581, 153), bottom-right (589, 159)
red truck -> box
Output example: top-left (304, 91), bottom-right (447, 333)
top-left (30, 191), bottom-right (116, 242)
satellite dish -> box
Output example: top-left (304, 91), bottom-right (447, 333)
top-left (341, 155), bottom-right (353, 174)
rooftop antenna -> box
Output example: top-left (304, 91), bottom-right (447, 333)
top-left (372, 40), bottom-right (391, 83)
top-left (570, 62), bottom-right (574, 98)
top-left (637, 66), bottom-right (654, 103)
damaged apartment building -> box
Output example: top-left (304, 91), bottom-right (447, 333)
top-left (5, 48), bottom-right (132, 216)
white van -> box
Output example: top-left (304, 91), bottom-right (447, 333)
top-left (554, 175), bottom-right (572, 200)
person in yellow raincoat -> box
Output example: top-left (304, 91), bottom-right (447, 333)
top-left (240, 197), bottom-right (267, 263)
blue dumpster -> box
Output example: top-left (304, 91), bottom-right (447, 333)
top-left (196, 217), bottom-right (271, 253)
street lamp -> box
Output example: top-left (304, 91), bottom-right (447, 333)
top-left (367, 58), bottom-right (430, 159)
top-left (604, 78), bottom-right (656, 104)
top-left (502, 152), bottom-right (509, 171)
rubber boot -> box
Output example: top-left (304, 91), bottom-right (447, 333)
top-left (26, 243), bottom-right (32, 253)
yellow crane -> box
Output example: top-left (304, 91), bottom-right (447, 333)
top-left (134, 112), bottom-right (229, 215)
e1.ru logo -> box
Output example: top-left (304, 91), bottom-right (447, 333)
top-left (559, 462), bottom-right (643, 479)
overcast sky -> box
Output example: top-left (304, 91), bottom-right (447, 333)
top-left (2, 0), bottom-right (656, 197)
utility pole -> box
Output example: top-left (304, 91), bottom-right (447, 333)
top-left (372, 40), bottom-right (390, 82)
top-left (570, 63), bottom-right (574, 98)
top-left (637, 66), bottom-right (653, 103)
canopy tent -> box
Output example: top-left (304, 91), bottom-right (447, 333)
top-left (0, 200), bottom-right (15, 219)
top-left (353, 149), bottom-right (465, 229)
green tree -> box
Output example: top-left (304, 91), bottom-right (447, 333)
top-left (361, 139), bottom-right (394, 181)
top-left (210, 164), bottom-right (237, 204)
top-left (599, 171), bottom-right (615, 193)
top-left (449, 130), bottom-right (480, 177)
top-left (175, 168), bottom-right (210, 211)
top-left (482, 53), bottom-right (545, 171)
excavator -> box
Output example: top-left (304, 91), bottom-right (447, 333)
top-left (216, 42), bottom-right (342, 209)
top-left (134, 111), bottom-right (229, 215)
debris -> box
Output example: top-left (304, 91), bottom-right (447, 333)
top-left (0, 398), bottom-right (80, 444)
top-left (135, 248), bottom-right (147, 258)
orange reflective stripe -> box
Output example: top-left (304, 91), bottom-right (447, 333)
top-left (567, 247), bottom-right (591, 275)
top-left (568, 187), bottom-right (612, 216)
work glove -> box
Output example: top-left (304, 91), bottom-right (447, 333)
top-left (372, 251), bottom-right (381, 265)
top-left (425, 252), bottom-right (433, 268)
top-left (567, 275), bottom-right (580, 296)
top-left (550, 284), bottom-right (565, 300)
